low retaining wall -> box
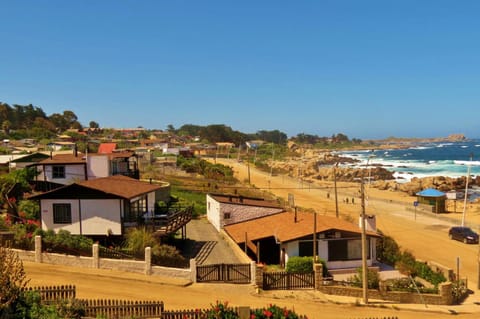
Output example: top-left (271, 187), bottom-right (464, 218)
top-left (14, 236), bottom-right (192, 281)
top-left (318, 282), bottom-right (453, 305)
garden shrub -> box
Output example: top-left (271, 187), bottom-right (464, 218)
top-left (376, 232), bottom-right (400, 266)
top-left (124, 227), bottom-right (186, 267)
top-left (286, 256), bottom-right (313, 273)
top-left (251, 304), bottom-right (301, 319)
top-left (204, 301), bottom-right (239, 319)
top-left (350, 267), bottom-right (380, 289)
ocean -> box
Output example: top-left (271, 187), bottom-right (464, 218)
top-left (338, 139), bottom-right (480, 182)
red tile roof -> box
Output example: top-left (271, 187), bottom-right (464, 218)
top-left (224, 211), bottom-right (379, 244)
top-left (98, 143), bottom-right (117, 154)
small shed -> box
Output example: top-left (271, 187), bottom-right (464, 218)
top-left (416, 188), bottom-right (446, 214)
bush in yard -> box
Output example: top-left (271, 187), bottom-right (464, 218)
top-left (286, 256), bottom-right (313, 273)
top-left (350, 267), bottom-right (380, 289)
top-left (34, 229), bottom-right (94, 255)
top-left (376, 232), bottom-right (400, 266)
top-left (124, 227), bottom-right (186, 267)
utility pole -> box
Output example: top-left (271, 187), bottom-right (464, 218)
top-left (334, 163), bottom-right (339, 218)
top-left (461, 153), bottom-right (473, 227)
top-left (360, 180), bottom-right (368, 304)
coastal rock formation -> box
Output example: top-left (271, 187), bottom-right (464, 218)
top-left (267, 151), bottom-right (477, 197)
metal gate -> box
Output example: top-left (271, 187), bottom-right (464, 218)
top-left (196, 263), bottom-right (251, 283)
top-left (263, 271), bottom-right (314, 290)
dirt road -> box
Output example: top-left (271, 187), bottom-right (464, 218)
top-left (23, 261), bottom-right (479, 319)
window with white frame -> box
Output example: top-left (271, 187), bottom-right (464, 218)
top-left (53, 203), bottom-right (72, 224)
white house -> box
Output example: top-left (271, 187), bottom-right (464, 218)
top-left (29, 175), bottom-right (169, 237)
top-left (29, 151), bottom-right (139, 188)
top-left (206, 194), bottom-right (284, 232)
top-left (224, 211), bottom-right (380, 271)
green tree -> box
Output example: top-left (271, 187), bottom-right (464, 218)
top-left (88, 121), bottom-right (99, 129)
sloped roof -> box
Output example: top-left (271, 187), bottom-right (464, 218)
top-left (78, 175), bottom-right (162, 199)
top-left (224, 211), bottom-right (379, 244)
top-left (209, 194), bottom-right (282, 209)
top-left (29, 175), bottom-right (163, 200)
top-left (37, 153), bottom-right (86, 165)
top-left (98, 143), bottom-right (117, 154)
top-left (416, 188), bottom-right (446, 197)
top-left (87, 151), bottom-right (135, 159)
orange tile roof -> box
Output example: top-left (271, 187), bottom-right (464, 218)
top-left (78, 175), bottom-right (162, 199)
top-left (98, 143), bottom-right (117, 154)
top-left (224, 211), bottom-right (379, 244)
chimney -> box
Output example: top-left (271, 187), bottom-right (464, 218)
top-left (359, 215), bottom-right (377, 232)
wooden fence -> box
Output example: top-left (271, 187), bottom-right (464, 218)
top-left (80, 299), bottom-right (164, 318)
top-left (197, 263), bottom-right (251, 283)
top-left (161, 307), bottom-right (309, 319)
top-left (24, 285), bottom-right (76, 302)
top-left (263, 271), bottom-right (315, 290)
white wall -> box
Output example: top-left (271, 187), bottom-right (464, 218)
top-left (206, 194), bottom-right (221, 231)
top-left (282, 238), bottom-right (377, 270)
top-left (41, 198), bottom-right (123, 236)
top-left (86, 155), bottom-right (110, 179)
top-left (41, 199), bottom-right (81, 234)
top-left (80, 199), bottom-right (122, 235)
top-left (38, 164), bottom-right (86, 185)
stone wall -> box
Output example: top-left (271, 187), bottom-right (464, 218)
top-left (317, 282), bottom-right (453, 305)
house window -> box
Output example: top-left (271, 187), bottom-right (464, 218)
top-left (224, 212), bottom-right (231, 219)
top-left (52, 165), bottom-right (65, 179)
top-left (328, 239), bottom-right (369, 261)
top-left (299, 241), bottom-right (314, 257)
top-left (53, 203), bottom-right (72, 224)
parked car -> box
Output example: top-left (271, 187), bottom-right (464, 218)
top-left (448, 226), bottom-right (479, 244)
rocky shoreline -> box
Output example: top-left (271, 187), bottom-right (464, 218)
top-left (268, 150), bottom-right (479, 198)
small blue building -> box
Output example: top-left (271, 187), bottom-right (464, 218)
top-left (416, 188), bottom-right (446, 214)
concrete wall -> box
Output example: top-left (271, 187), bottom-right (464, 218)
top-left (87, 155), bottom-right (110, 179)
top-left (13, 238), bottom-right (192, 281)
top-left (206, 195), bottom-right (222, 231)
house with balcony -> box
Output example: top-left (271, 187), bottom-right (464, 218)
top-left (29, 175), bottom-right (170, 238)
top-left (28, 150), bottom-right (139, 191)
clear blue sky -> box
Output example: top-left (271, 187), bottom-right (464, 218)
top-left (1, 1), bottom-right (479, 139)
